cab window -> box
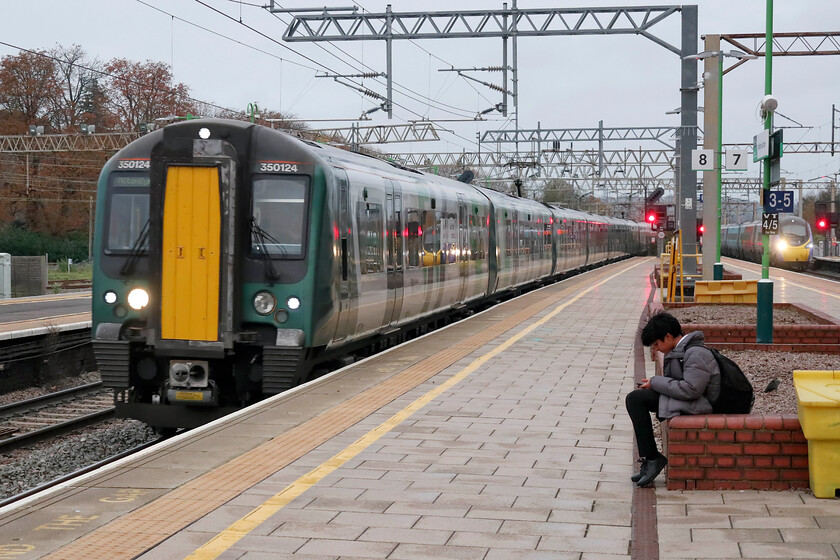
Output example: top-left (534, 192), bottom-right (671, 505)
top-left (252, 175), bottom-right (308, 258)
top-left (106, 173), bottom-right (149, 252)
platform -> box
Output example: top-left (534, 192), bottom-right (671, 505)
top-left (1, 257), bottom-right (839, 560)
top-left (0, 293), bottom-right (91, 340)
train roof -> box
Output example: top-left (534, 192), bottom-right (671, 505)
top-left (108, 119), bottom-right (639, 227)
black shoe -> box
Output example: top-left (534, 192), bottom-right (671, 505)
top-left (631, 458), bottom-right (644, 482)
top-left (636, 454), bottom-right (668, 487)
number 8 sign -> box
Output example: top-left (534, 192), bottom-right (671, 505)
top-left (691, 149), bottom-right (715, 171)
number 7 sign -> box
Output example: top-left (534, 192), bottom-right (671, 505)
top-left (725, 150), bottom-right (749, 171)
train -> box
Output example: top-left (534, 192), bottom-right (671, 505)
top-left (91, 118), bottom-right (648, 429)
top-left (720, 215), bottom-right (813, 269)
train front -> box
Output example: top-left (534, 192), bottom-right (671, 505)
top-left (92, 119), bottom-right (325, 429)
top-left (772, 216), bottom-right (813, 265)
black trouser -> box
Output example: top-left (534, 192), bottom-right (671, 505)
top-left (625, 388), bottom-right (662, 460)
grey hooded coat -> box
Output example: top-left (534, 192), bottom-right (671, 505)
top-left (648, 331), bottom-right (721, 419)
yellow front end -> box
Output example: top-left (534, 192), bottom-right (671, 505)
top-left (781, 243), bottom-right (811, 263)
top-left (161, 166), bottom-right (222, 341)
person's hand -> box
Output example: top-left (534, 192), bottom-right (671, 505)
top-left (637, 378), bottom-right (652, 390)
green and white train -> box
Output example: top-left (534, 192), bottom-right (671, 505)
top-left (92, 119), bottom-right (647, 429)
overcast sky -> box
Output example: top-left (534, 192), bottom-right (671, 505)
top-left (2, 1), bottom-right (839, 189)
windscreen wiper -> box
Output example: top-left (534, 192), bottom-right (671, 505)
top-left (120, 220), bottom-right (150, 276)
top-left (249, 217), bottom-right (282, 283)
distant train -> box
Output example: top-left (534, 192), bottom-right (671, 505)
top-left (91, 118), bottom-right (648, 429)
top-left (721, 215), bottom-right (813, 268)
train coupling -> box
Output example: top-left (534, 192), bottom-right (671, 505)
top-left (165, 360), bottom-right (219, 406)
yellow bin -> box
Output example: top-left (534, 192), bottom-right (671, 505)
top-left (793, 370), bottom-right (840, 498)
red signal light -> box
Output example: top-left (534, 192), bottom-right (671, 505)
top-left (818, 219), bottom-right (828, 230)
top-left (699, 225), bottom-right (705, 234)
top-left (646, 212), bottom-right (656, 223)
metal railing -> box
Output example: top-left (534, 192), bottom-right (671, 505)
top-left (659, 230), bottom-right (702, 303)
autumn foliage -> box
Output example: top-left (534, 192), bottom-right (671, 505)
top-left (0, 45), bottom-right (252, 241)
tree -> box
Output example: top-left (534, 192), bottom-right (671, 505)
top-left (49, 44), bottom-right (105, 132)
top-left (0, 50), bottom-right (59, 134)
top-left (104, 58), bottom-right (196, 131)
top-left (540, 178), bottom-right (579, 207)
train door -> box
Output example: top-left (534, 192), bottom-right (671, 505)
top-left (385, 181), bottom-right (404, 327)
top-left (160, 165), bottom-right (221, 342)
top-left (334, 169), bottom-right (352, 342)
top-left (457, 195), bottom-right (469, 303)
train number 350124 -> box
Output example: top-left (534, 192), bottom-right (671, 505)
top-left (259, 162), bottom-right (298, 173)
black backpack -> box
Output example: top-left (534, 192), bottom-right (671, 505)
top-left (707, 347), bottom-right (754, 414)
top-left (682, 342), bottom-right (754, 414)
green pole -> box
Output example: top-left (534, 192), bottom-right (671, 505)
top-left (714, 53), bottom-right (724, 280)
top-left (757, 0), bottom-right (774, 343)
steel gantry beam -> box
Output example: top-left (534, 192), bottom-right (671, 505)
top-left (481, 125), bottom-right (678, 149)
top-left (283, 5), bottom-right (683, 50)
top-left (305, 122), bottom-right (440, 147)
top-left (386, 148), bottom-right (675, 179)
top-left (279, 4), bottom-right (685, 120)
top-left (0, 132), bottom-right (144, 153)
top-left (721, 32), bottom-right (840, 76)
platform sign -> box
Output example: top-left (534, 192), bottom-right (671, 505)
top-left (725, 150), bottom-right (749, 171)
top-left (691, 149), bottom-right (714, 171)
top-left (762, 212), bottom-right (779, 235)
top-left (763, 190), bottom-right (794, 213)
top-left (754, 130), bottom-right (770, 162)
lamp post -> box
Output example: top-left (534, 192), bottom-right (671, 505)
top-left (684, 48), bottom-right (757, 281)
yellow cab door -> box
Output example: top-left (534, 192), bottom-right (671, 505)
top-left (160, 166), bottom-right (221, 341)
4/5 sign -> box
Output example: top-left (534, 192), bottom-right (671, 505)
top-left (763, 190), bottom-right (794, 213)
top-left (762, 212), bottom-right (779, 235)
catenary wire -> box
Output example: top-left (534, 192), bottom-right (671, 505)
top-left (192, 0), bottom-right (478, 149)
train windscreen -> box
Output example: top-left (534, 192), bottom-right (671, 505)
top-left (107, 173), bottom-right (150, 252)
top-left (251, 175), bottom-right (308, 258)
top-left (780, 222), bottom-right (808, 242)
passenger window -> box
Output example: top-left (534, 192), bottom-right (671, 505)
top-left (357, 201), bottom-right (383, 274)
top-left (406, 208), bottom-right (421, 268)
top-left (422, 210), bottom-right (441, 266)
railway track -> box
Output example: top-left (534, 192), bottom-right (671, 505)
top-left (0, 382), bottom-right (115, 452)
top-left (46, 278), bottom-right (92, 291)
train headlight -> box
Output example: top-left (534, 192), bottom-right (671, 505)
top-left (127, 288), bottom-right (149, 310)
top-left (104, 291), bottom-right (117, 305)
top-left (253, 291), bottom-right (276, 315)
top-left (807, 243), bottom-right (814, 249)
top-left (776, 240), bottom-right (788, 251)
top-left (287, 296), bottom-right (301, 310)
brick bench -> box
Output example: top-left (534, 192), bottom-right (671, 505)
top-left (664, 414), bottom-right (809, 491)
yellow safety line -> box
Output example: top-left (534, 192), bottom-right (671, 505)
top-left (724, 260), bottom-right (840, 300)
top-left (186, 258), bottom-right (648, 560)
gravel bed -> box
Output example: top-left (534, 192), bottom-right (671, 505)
top-left (0, 371), bottom-right (158, 501)
top-left (0, 371), bottom-right (101, 406)
top-left (0, 419), bottom-right (157, 500)
top-left (666, 304), bottom-right (818, 325)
